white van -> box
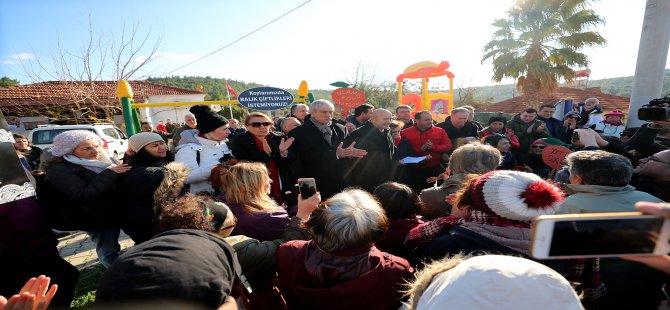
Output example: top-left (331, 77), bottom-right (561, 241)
top-left (29, 123), bottom-right (129, 160)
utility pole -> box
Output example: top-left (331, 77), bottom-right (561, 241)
top-left (627, 0), bottom-right (670, 127)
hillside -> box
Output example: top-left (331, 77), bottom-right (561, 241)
top-left (467, 69), bottom-right (670, 102)
top-left (146, 69), bottom-right (670, 105)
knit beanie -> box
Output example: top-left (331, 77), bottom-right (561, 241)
top-left (563, 111), bottom-right (582, 120)
top-left (128, 132), bottom-right (163, 152)
top-left (468, 170), bottom-right (564, 221)
top-left (487, 116), bottom-right (507, 125)
top-left (51, 130), bottom-right (102, 157)
top-left (190, 105), bottom-right (228, 134)
top-left (604, 110), bottom-right (625, 118)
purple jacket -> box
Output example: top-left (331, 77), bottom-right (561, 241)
top-left (226, 202), bottom-right (290, 242)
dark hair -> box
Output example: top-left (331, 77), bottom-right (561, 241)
top-left (487, 116), bottom-right (507, 125)
top-left (566, 151), bottom-right (633, 186)
top-left (483, 134), bottom-right (509, 148)
top-left (396, 105), bottom-right (411, 113)
top-left (389, 120), bottom-right (404, 130)
top-left (522, 108), bottom-right (538, 114)
top-left (128, 147), bottom-right (174, 167)
top-left (539, 104), bottom-right (555, 111)
top-left (415, 111), bottom-right (431, 120)
top-left (12, 133), bottom-right (27, 140)
top-left (141, 121), bottom-right (151, 126)
top-left (354, 104), bottom-right (374, 117)
top-left (373, 182), bottom-right (423, 219)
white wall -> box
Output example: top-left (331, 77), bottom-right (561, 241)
top-left (140, 94), bottom-right (206, 125)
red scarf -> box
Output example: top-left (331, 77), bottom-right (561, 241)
top-left (252, 135), bottom-right (283, 204)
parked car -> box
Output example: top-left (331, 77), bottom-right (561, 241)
top-left (29, 123), bottom-right (129, 160)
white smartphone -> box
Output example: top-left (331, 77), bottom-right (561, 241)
top-left (531, 212), bottom-right (670, 259)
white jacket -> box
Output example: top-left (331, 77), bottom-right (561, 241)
top-left (594, 122), bottom-right (625, 137)
top-left (175, 134), bottom-right (233, 194)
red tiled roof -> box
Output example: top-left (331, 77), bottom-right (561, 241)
top-left (478, 87), bottom-right (630, 114)
top-left (0, 80), bottom-right (202, 102)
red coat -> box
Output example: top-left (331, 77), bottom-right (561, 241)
top-left (156, 123), bottom-right (167, 133)
top-left (276, 240), bottom-right (414, 310)
top-left (479, 127), bottom-right (521, 149)
top-left (400, 126), bottom-right (452, 167)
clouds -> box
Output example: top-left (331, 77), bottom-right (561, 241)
top-left (0, 53), bottom-right (35, 64)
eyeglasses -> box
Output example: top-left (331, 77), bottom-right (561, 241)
top-left (249, 122), bottom-right (273, 128)
top-left (531, 145), bottom-right (546, 149)
top-left (645, 156), bottom-right (670, 165)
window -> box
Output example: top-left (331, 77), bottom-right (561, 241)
top-left (102, 128), bottom-right (119, 139)
top-left (32, 128), bottom-right (96, 145)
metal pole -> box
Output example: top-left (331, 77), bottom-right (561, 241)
top-left (627, 0), bottom-right (670, 127)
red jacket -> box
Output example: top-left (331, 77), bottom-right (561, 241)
top-left (400, 125), bottom-right (452, 167)
top-left (479, 127), bottom-right (521, 149)
top-left (276, 240), bottom-right (414, 310)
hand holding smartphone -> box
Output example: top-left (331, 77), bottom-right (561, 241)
top-left (297, 178), bottom-right (317, 199)
top-left (531, 212), bottom-right (670, 259)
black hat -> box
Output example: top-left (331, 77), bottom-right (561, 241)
top-left (488, 116), bottom-right (507, 124)
top-left (190, 105), bottom-right (228, 134)
top-left (97, 229), bottom-right (239, 308)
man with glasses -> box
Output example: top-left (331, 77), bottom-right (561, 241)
top-left (632, 150), bottom-right (670, 202)
top-left (289, 100), bottom-right (367, 198)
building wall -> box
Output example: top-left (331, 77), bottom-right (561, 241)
top-left (140, 94), bottom-right (207, 126)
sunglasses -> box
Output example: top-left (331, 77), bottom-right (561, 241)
top-left (531, 145), bottom-right (546, 149)
top-left (249, 122), bottom-right (273, 128)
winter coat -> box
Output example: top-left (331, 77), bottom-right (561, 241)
top-left (0, 197), bottom-right (79, 307)
top-left (343, 121), bottom-right (396, 192)
top-left (575, 103), bottom-right (603, 128)
top-left (538, 116), bottom-right (564, 139)
top-left (626, 124), bottom-right (669, 156)
top-left (399, 125), bottom-right (452, 168)
top-left (276, 240), bottom-right (414, 310)
top-left (419, 173), bottom-right (468, 220)
top-left (226, 202), bottom-right (290, 242)
top-left (39, 157), bottom-right (123, 230)
top-left (594, 122), bottom-right (625, 137)
top-left (175, 131), bottom-right (234, 194)
top-left (171, 125), bottom-right (196, 147)
top-left (479, 127), bottom-right (521, 149)
top-left (436, 117), bottom-right (479, 149)
top-left (507, 115), bottom-right (550, 163)
top-left (229, 131), bottom-right (295, 192)
top-left (288, 115), bottom-right (348, 198)
top-left (224, 216), bottom-right (310, 288)
top-left (557, 184), bottom-right (663, 214)
top-left (122, 162), bottom-right (187, 244)
top-left (375, 217), bottom-right (423, 262)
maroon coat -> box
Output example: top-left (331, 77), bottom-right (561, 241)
top-left (376, 217), bottom-right (423, 261)
top-left (276, 240), bottom-right (414, 310)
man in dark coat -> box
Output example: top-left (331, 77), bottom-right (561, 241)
top-left (289, 100), bottom-right (367, 198)
top-left (343, 109), bottom-right (396, 192)
top-left (436, 107), bottom-right (478, 150)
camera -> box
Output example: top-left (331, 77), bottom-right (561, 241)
top-left (638, 95), bottom-right (670, 121)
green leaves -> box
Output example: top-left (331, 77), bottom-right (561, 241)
top-left (481, 0), bottom-right (606, 101)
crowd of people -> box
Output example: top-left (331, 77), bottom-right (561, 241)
top-left (2, 96), bottom-right (670, 310)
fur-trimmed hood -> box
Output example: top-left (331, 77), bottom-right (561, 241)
top-left (153, 162), bottom-right (190, 212)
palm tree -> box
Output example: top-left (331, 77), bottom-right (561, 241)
top-left (482, 0), bottom-right (606, 105)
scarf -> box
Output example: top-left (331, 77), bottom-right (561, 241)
top-left (63, 154), bottom-right (115, 174)
top-left (310, 116), bottom-right (333, 146)
top-left (406, 210), bottom-right (530, 244)
top-left (251, 135), bottom-right (283, 204)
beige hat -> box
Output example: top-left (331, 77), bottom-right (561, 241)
top-left (129, 132), bottom-right (163, 152)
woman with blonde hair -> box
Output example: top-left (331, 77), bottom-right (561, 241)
top-left (215, 162), bottom-right (290, 241)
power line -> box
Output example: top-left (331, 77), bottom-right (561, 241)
top-left (160, 0), bottom-right (312, 76)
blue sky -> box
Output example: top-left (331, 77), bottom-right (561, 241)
top-left (1, 0), bottom-right (665, 90)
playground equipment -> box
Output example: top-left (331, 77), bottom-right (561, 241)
top-left (396, 61), bottom-right (455, 122)
top-left (116, 80), bottom-right (314, 136)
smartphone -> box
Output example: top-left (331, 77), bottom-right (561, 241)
top-left (571, 131), bottom-right (580, 143)
top-left (297, 178), bottom-right (317, 199)
top-left (531, 212), bottom-right (670, 259)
